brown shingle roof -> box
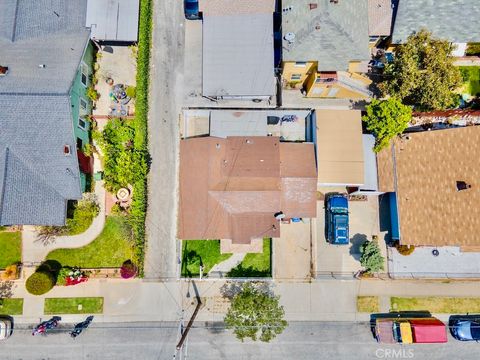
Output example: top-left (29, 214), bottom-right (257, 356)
top-left (377, 127), bottom-right (480, 247)
top-left (178, 137), bottom-right (317, 245)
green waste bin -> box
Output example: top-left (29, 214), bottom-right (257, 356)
top-left (93, 171), bottom-right (103, 181)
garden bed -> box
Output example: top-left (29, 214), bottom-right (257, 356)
top-left (46, 216), bottom-right (133, 268)
top-left (44, 297), bottom-right (104, 314)
top-left (357, 296), bottom-right (380, 313)
top-left (0, 231), bottom-right (21, 269)
top-left (0, 298), bottom-right (24, 315)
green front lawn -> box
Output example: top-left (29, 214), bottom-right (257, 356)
top-left (228, 238), bottom-right (272, 277)
top-left (459, 66), bottom-right (480, 96)
top-left (0, 231), bottom-right (22, 269)
top-left (44, 297), bottom-right (104, 314)
top-left (181, 240), bottom-right (232, 277)
top-left (391, 296), bottom-right (480, 313)
top-left (46, 216), bottom-right (133, 268)
top-left (0, 298), bottom-right (24, 315)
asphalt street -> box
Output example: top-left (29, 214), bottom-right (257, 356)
top-left (1, 322), bottom-right (478, 360)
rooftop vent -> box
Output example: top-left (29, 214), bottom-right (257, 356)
top-left (284, 32), bottom-right (296, 44)
top-left (0, 66), bottom-right (8, 76)
top-left (282, 6), bottom-right (293, 12)
top-left (274, 211), bottom-right (285, 221)
top-left (456, 181), bottom-right (471, 191)
top-left (64, 145), bottom-right (71, 156)
top-left (38, 64), bottom-right (46, 68)
top-left (309, 3), bottom-right (318, 10)
top-left (330, 0), bottom-right (339, 4)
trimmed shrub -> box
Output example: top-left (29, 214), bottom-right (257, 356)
top-left (120, 260), bottom-right (137, 279)
top-left (25, 271), bottom-right (55, 295)
top-left (395, 244), bottom-right (415, 256)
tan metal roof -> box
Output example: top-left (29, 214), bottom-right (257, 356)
top-left (316, 110), bottom-right (364, 186)
top-left (178, 137), bottom-right (317, 246)
top-left (368, 0), bottom-right (393, 36)
top-left (379, 127), bottom-right (480, 247)
top-left (199, 0), bottom-right (275, 16)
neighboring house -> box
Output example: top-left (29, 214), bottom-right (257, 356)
top-left (368, 0), bottom-right (394, 47)
top-left (391, 0), bottom-right (480, 56)
top-left (281, 0), bottom-right (372, 99)
top-left (377, 126), bottom-right (480, 249)
top-left (0, 0), bottom-right (93, 225)
top-left (315, 110), bottom-right (366, 188)
top-left (178, 136), bottom-right (317, 253)
top-left (199, 0), bottom-right (276, 100)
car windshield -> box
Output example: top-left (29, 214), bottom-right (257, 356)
top-left (471, 322), bottom-right (480, 339)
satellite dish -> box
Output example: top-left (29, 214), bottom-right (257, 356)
top-left (284, 32), bottom-right (296, 44)
top-left (274, 211), bottom-right (285, 221)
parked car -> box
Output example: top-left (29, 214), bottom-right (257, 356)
top-left (0, 318), bottom-right (12, 340)
top-left (450, 316), bottom-right (480, 341)
top-left (325, 193), bottom-right (349, 245)
top-left (184, 0), bottom-right (200, 20)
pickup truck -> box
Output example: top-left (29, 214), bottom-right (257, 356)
top-left (375, 317), bottom-right (447, 344)
top-left (326, 194), bottom-right (349, 245)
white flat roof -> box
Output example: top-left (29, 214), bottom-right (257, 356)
top-left (86, 0), bottom-right (139, 42)
top-left (202, 14), bottom-right (275, 98)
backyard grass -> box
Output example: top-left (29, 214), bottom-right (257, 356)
top-left (228, 238), bottom-right (272, 277)
top-left (391, 297), bottom-right (480, 313)
top-left (46, 216), bottom-right (133, 268)
top-left (0, 231), bottom-right (22, 269)
top-left (459, 66), bottom-right (480, 96)
top-left (44, 297), bottom-right (103, 314)
top-left (181, 240), bottom-right (232, 277)
top-left (0, 298), bottom-right (24, 315)
top-left (357, 296), bottom-right (380, 313)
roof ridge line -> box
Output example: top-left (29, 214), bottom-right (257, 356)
top-left (0, 148), bottom-right (9, 223)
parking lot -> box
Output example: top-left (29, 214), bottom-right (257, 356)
top-left (314, 193), bottom-right (387, 276)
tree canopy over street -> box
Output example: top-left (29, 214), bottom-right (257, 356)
top-left (380, 29), bottom-right (462, 110)
top-left (224, 283), bottom-right (287, 342)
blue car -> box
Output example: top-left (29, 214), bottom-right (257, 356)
top-left (326, 194), bottom-right (349, 245)
top-left (450, 317), bottom-right (480, 341)
top-left (184, 0), bottom-right (200, 20)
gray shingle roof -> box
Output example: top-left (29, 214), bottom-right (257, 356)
top-left (282, 0), bottom-right (370, 71)
top-left (0, 95), bottom-right (82, 226)
top-left (0, 0), bottom-right (87, 225)
top-left (203, 14), bottom-right (275, 98)
top-left (392, 0), bottom-right (480, 44)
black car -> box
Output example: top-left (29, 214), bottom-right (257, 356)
top-left (450, 316), bottom-right (480, 341)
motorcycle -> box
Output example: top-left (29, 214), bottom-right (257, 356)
top-left (70, 316), bottom-right (94, 339)
top-left (32, 316), bottom-right (62, 336)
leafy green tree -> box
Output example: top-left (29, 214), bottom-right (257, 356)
top-left (380, 29), bottom-right (462, 110)
top-left (360, 241), bottom-right (385, 274)
top-left (362, 98), bottom-right (412, 152)
top-left (224, 283), bottom-right (287, 342)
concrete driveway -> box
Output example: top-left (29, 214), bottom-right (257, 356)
top-left (314, 196), bottom-right (384, 276)
top-left (273, 220), bottom-right (312, 281)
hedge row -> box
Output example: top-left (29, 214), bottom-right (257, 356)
top-left (129, 0), bottom-right (153, 276)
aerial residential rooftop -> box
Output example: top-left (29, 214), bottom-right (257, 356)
top-left (178, 136), bottom-right (317, 248)
top-left (200, 0), bottom-right (275, 98)
top-left (377, 126), bottom-right (480, 248)
top-left (392, 0), bottom-right (480, 43)
top-left (281, 0), bottom-right (370, 71)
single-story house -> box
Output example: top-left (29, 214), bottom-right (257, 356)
top-left (178, 136), bottom-right (317, 253)
top-left (391, 0), bottom-right (480, 56)
top-left (377, 126), bottom-right (480, 249)
top-left (199, 0), bottom-right (276, 99)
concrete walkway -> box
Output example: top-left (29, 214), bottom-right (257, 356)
top-left (208, 253), bottom-right (246, 277)
top-left (21, 181), bottom-right (106, 267)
